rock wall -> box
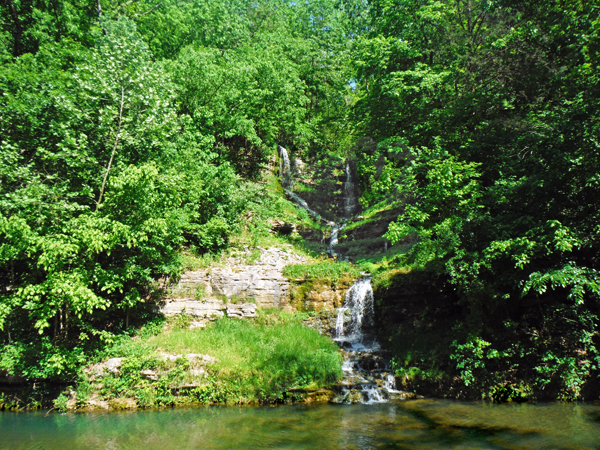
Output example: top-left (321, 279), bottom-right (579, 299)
top-left (159, 246), bottom-right (352, 319)
top-left (292, 280), bottom-right (352, 312)
top-left (160, 299), bottom-right (258, 327)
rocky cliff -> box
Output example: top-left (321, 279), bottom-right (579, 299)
top-left (159, 246), bottom-right (351, 322)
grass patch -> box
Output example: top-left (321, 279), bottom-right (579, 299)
top-left (83, 311), bottom-right (343, 406)
top-left (283, 260), bottom-right (361, 283)
top-left (343, 199), bottom-right (402, 233)
top-left (181, 250), bottom-right (226, 271)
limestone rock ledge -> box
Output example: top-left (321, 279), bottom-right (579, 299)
top-left (160, 298), bottom-right (258, 321)
top-left (159, 246), bottom-right (354, 318)
top-left (160, 246), bottom-right (307, 315)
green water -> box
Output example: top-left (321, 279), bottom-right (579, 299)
top-left (2, 400), bottom-right (600, 449)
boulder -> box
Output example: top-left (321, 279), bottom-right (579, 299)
top-left (269, 220), bottom-right (296, 235)
top-left (85, 357), bottom-right (123, 380)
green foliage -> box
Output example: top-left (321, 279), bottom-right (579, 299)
top-left (450, 336), bottom-right (495, 388)
top-left (170, 43), bottom-right (310, 176)
top-left (4, 0), bottom-right (598, 404)
top-left (0, 16), bottom-right (244, 380)
top-left (0, 0), bottom-right (94, 58)
top-left (523, 265), bottom-right (600, 305)
top-left (385, 143), bottom-right (483, 269)
top-left (354, 0), bottom-right (600, 400)
top-left (53, 394), bottom-right (69, 412)
top-left (0, 0), bottom-right (367, 398)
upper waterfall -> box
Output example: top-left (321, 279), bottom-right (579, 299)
top-left (278, 145), bottom-right (361, 259)
top-left (278, 145), bottom-right (293, 190)
top-left (342, 161), bottom-right (360, 218)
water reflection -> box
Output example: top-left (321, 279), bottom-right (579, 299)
top-left (1, 400), bottom-right (600, 449)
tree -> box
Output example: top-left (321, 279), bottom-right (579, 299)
top-left (355, 0), bottom-right (600, 398)
top-left (0, 16), bottom-right (242, 379)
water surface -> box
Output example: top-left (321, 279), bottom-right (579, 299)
top-left (2, 400), bottom-right (600, 449)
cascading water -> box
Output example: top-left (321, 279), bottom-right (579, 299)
top-left (278, 146), bottom-right (353, 257)
top-left (278, 145), bottom-right (293, 190)
top-left (342, 161), bottom-right (359, 219)
top-left (335, 277), bottom-right (374, 344)
top-left (332, 277), bottom-right (400, 404)
top-left (279, 146), bottom-right (319, 218)
top-left (275, 147), bottom-right (403, 403)
top-left (327, 222), bottom-right (346, 258)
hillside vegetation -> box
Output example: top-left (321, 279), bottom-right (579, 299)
top-left (1, 0), bottom-right (599, 403)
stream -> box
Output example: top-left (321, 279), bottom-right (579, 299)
top-left (2, 401), bottom-right (600, 449)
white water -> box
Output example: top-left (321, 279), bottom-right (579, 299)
top-left (342, 161), bottom-right (359, 218)
top-left (278, 145), bottom-right (293, 189)
top-left (385, 373), bottom-right (400, 393)
top-left (276, 146), bottom-right (393, 404)
top-left (327, 221), bottom-right (347, 258)
top-left (284, 188), bottom-right (320, 219)
top-left (332, 277), bottom-right (395, 404)
top-left (328, 160), bottom-right (357, 256)
top-left (278, 146), bottom-right (320, 219)
top-left (335, 277), bottom-right (374, 343)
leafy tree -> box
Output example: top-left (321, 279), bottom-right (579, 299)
top-left (0, 16), bottom-right (242, 380)
top-left (355, 0), bottom-right (600, 398)
top-left (0, 0), bottom-right (95, 57)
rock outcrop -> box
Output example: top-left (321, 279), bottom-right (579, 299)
top-left (84, 352), bottom-right (217, 383)
top-left (160, 246), bottom-right (307, 317)
top-left (160, 298), bottom-right (258, 323)
top-left (159, 246), bottom-right (354, 320)
top-left (300, 283), bottom-right (350, 311)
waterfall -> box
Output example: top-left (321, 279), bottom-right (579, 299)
top-left (284, 188), bottom-right (319, 219)
top-left (327, 161), bottom-right (358, 257)
top-left (335, 277), bottom-right (374, 344)
top-left (278, 145), bottom-right (293, 189)
top-left (277, 146), bottom-right (357, 259)
top-left (342, 161), bottom-right (359, 219)
top-left (332, 276), bottom-right (398, 405)
top-left (327, 222), bottom-right (346, 259)
top-left (275, 145), bottom-right (400, 404)
top-left (278, 146), bottom-right (321, 218)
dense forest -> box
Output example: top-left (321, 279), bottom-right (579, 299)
top-left (1, 0), bottom-right (599, 402)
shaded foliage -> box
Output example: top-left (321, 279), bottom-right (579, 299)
top-left (357, 0), bottom-right (600, 399)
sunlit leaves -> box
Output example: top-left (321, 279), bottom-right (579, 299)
top-left (385, 145), bottom-right (482, 252)
top-left (523, 266), bottom-right (600, 305)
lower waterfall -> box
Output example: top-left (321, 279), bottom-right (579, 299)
top-left (332, 277), bottom-right (401, 404)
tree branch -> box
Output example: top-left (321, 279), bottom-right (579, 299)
top-left (96, 88), bottom-right (125, 210)
top-left (135, 2), bottom-right (163, 17)
top-left (7, 0), bottom-right (23, 56)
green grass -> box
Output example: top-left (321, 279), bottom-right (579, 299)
top-left (343, 199), bottom-right (403, 233)
top-left (180, 250), bottom-right (226, 271)
top-left (283, 260), bottom-right (361, 282)
top-left (84, 311), bottom-right (343, 406)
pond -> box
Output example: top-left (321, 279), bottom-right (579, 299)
top-left (2, 400), bottom-right (600, 449)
